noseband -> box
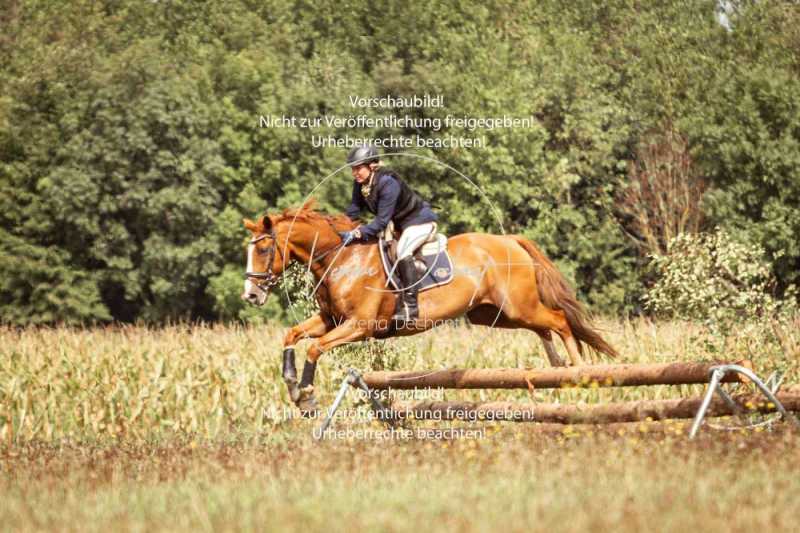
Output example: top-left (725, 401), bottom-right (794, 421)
top-left (244, 223), bottom-right (347, 294)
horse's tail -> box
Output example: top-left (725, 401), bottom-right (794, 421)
top-left (512, 236), bottom-right (618, 359)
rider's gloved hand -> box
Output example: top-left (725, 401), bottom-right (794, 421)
top-left (338, 228), bottom-right (361, 246)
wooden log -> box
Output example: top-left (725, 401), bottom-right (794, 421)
top-left (363, 361), bottom-right (753, 390)
top-left (389, 392), bottom-right (800, 424)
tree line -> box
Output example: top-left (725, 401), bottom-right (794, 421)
top-left (1, 0), bottom-right (798, 324)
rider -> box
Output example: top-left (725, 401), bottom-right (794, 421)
top-left (340, 145), bottom-right (438, 324)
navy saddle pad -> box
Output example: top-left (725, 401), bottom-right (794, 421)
top-left (378, 238), bottom-right (455, 292)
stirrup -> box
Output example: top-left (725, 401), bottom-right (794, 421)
top-left (392, 301), bottom-right (418, 324)
top-left (391, 289), bottom-right (406, 320)
top-left (391, 306), bottom-right (411, 323)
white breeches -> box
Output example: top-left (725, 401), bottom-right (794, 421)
top-left (396, 222), bottom-right (437, 259)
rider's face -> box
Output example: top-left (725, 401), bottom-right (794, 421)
top-left (351, 164), bottom-right (372, 184)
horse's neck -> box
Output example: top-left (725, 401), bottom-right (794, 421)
top-left (282, 218), bottom-right (364, 281)
top-left (305, 226), bottom-right (339, 262)
top-left (309, 241), bottom-right (354, 275)
top-left (288, 227), bottom-right (339, 271)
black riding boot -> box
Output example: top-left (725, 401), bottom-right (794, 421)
top-left (392, 256), bottom-right (420, 324)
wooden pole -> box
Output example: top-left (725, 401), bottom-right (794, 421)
top-left (362, 361), bottom-right (753, 390)
top-left (389, 393), bottom-right (800, 424)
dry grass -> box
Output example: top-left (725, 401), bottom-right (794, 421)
top-left (1, 318), bottom-right (796, 443)
top-left (1, 319), bottom-right (798, 531)
top-left (1, 426), bottom-right (798, 532)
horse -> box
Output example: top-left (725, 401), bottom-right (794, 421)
top-left (241, 200), bottom-right (617, 413)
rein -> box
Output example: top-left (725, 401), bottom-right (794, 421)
top-left (244, 224), bottom-right (346, 293)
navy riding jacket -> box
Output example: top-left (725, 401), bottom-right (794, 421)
top-left (345, 171), bottom-right (437, 240)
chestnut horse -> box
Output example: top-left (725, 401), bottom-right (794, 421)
top-left (242, 202), bottom-right (617, 413)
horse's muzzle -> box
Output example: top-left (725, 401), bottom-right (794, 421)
top-left (241, 290), bottom-right (267, 306)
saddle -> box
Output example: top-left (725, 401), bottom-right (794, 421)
top-left (378, 222), bottom-right (455, 292)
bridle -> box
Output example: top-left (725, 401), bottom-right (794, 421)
top-left (244, 228), bottom-right (283, 294)
top-left (244, 223), bottom-right (347, 294)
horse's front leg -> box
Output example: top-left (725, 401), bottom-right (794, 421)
top-left (282, 313), bottom-right (332, 406)
top-left (293, 318), bottom-right (371, 415)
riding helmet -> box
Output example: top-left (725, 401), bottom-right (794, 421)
top-left (346, 145), bottom-right (379, 167)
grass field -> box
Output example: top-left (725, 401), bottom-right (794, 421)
top-left (1, 319), bottom-right (798, 531)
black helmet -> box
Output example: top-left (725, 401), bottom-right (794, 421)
top-left (346, 145), bottom-right (379, 167)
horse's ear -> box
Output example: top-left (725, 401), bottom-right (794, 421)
top-left (243, 218), bottom-right (259, 233)
top-left (261, 215), bottom-right (273, 232)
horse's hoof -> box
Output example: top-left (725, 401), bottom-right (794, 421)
top-left (295, 386), bottom-right (320, 418)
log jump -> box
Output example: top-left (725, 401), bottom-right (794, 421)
top-left (390, 393), bottom-right (800, 424)
top-left (362, 361), bottom-right (753, 391)
top-left (317, 361), bottom-right (800, 439)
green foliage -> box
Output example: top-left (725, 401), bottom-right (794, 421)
top-left (645, 230), bottom-right (797, 331)
top-left (0, 229), bottom-right (111, 324)
top-left (208, 262), bottom-right (318, 325)
top-left (1, 0), bottom-right (799, 323)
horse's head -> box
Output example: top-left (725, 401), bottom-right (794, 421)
top-left (241, 200), bottom-right (358, 306)
top-left (241, 214), bottom-right (288, 306)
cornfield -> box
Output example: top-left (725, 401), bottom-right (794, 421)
top-left (2, 317), bottom-right (797, 444)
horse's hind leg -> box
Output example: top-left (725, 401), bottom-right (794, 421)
top-left (538, 330), bottom-right (567, 367)
top-left (503, 304), bottom-right (584, 366)
top-left (466, 305), bottom-right (566, 367)
top-left (535, 308), bottom-right (583, 366)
